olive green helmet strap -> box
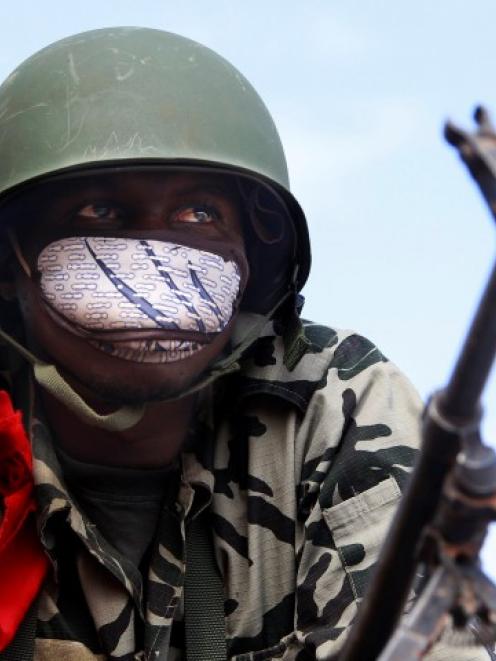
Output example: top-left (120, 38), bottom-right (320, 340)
top-left (0, 325), bottom-right (145, 431)
top-left (34, 363), bottom-right (145, 432)
top-left (0, 288), bottom-right (295, 431)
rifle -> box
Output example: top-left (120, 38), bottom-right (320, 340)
top-left (338, 106), bottom-right (496, 661)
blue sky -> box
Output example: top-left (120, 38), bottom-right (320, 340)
top-left (1, 1), bottom-right (495, 580)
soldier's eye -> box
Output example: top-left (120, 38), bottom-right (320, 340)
top-left (171, 205), bottom-right (219, 224)
top-left (77, 204), bottom-right (120, 221)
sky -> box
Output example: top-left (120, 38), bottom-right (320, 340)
top-left (1, 0), bottom-right (495, 588)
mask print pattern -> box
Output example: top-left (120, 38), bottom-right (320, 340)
top-left (36, 237), bottom-right (242, 363)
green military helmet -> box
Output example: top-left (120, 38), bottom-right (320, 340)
top-left (0, 27), bottom-right (310, 312)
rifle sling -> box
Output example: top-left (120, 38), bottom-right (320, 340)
top-left (184, 507), bottom-right (227, 660)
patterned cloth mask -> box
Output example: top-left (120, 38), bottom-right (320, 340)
top-left (37, 237), bottom-right (242, 363)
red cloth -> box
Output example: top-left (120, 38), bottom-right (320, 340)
top-left (0, 390), bottom-right (49, 651)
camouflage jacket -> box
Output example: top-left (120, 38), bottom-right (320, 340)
top-left (16, 321), bottom-right (481, 660)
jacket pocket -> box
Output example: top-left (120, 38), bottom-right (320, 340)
top-left (322, 476), bottom-right (402, 601)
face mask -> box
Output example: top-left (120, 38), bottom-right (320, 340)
top-left (37, 236), bottom-right (244, 363)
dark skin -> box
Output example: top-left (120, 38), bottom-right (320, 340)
top-left (9, 169), bottom-right (247, 467)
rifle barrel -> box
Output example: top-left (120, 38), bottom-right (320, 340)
top-left (443, 257), bottom-right (496, 420)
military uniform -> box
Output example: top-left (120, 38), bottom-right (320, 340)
top-left (22, 322), bottom-right (419, 660)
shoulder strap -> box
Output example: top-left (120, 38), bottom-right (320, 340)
top-left (0, 597), bottom-right (37, 661)
top-left (184, 509), bottom-right (227, 661)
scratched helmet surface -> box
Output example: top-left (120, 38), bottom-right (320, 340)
top-left (0, 27), bottom-right (310, 311)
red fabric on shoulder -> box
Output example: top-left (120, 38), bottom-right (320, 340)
top-left (0, 390), bottom-right (49, 651)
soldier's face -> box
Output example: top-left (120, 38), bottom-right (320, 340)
top-left (11, 169), bottom-right (247, 404)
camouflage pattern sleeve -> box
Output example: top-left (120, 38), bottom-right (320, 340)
top-left (292, 330), bottom-right (422, 658)
top-left (289, 330), bottom-right (490, 660)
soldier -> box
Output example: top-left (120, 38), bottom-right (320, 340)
top-left (0, 26), bottom-right (480, 661)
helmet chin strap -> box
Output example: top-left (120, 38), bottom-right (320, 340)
top-left (0, 325), bottom-right (146, 431)
top-left (0, 303), bottom-right (286, 431)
